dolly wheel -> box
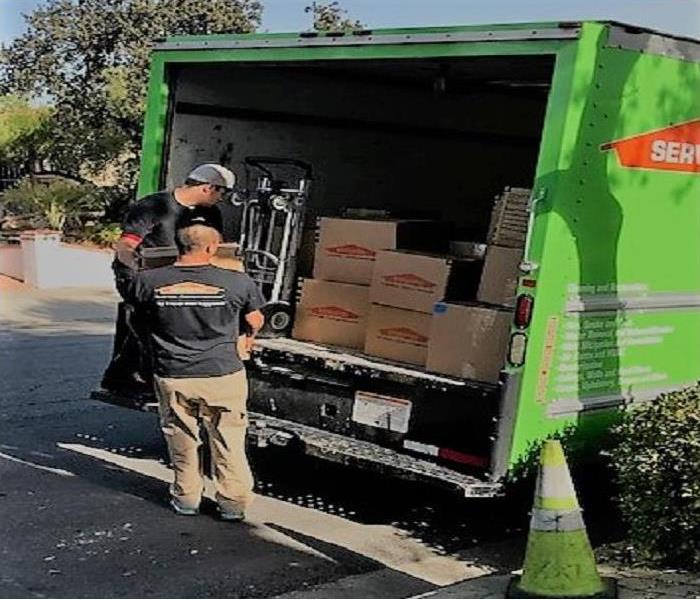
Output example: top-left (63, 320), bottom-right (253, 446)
top-left (261, 303), bottom-right (293, 337)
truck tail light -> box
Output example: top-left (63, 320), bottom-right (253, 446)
top-left (403, 440), bottom-right (489, 468)
top-left (438, 447), bottom-right (489, 468)
top-left (508, 332), bottom-right (527, 367)
top-left (514, 294), bottom-right (534, 329)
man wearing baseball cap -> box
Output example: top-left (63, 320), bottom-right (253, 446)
top-left (101, 164), bottom-right (236, 395)
top-left (130, 205), bottom-right (265, 521)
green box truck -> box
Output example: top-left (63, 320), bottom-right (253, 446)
top-left (110, 20), bottom-right (700, 496)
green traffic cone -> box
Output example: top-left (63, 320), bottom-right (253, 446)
top-left (507, 440), bottom-right (617, 598)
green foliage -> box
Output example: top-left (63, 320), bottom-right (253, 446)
top-left (305, 1), bottom-right (363, 32)
top-left (0, 0), bottom-right (262, 189)
top-left (85, 222), bottom-right (122, 247)
top-left (3, 177), bottom-right (104, 232)
top-left (505, 424), bottom-right (580, 484)
top-left (0, 95), bottom-right (52, 163)
top-left (610, 384), bottom-right (700, 568)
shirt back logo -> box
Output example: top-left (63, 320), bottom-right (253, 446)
top-left (155, 281), bottom-right (226, 307)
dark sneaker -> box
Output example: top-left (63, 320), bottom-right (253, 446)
top-left (218, 500), bottom-right (245, 522)
top-left (101, 377), bottom-right (152, 397)
top-left (170, 497), bottom-right (199, 516)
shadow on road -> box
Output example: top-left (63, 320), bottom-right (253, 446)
top-left (0, 316), bottom-right (623, 598)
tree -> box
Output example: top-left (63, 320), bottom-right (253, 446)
top-left (305, 1), bottom-right (363, 32)
top-left (0, 0), bottom-right (262, 195)
top-left (0, 95), bottom-right (52, 167)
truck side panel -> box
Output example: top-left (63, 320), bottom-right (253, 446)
top-left (508, 23), bottom-right (700, 469)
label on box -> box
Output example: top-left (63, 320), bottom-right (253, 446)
top-left (381, 273), bottom-right (438, 293)
top-left (308, 305), bottom-right (361, 323)
top-left (378, 327), bottom-right (429, 347)
top-left (352, 391), bottom-right (412, 433)
top-left (325, 244), bottom-right (376, 260)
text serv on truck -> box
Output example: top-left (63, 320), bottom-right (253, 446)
top-left (94, 21), bottom-right (700, 497)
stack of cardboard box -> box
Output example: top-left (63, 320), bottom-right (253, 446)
top-left (292, 217), bottom-right (447, 350)
top-left (292, 190), bottom-right (530, 383)
top-left (477, 187), bottom-right (529, 307)
top-left (426, 188), bottom-right (531, 382)
top-left (366, 250), bottom-right (482, 366)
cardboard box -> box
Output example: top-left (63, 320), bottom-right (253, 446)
top-left (313, 217), bottom-right (448, 285)
top-left (477, 245), bottom-right (524, 307)
top-left (292, 279), bottom-right (370, 349)
top-left (427, 303), bottom-right (512, 383)
top-left (212, 243), bottom-right (244, 272)
top-left (364, 304), bottom-right (432, 366)
top-left (370, 250), bottom-right (482, 313)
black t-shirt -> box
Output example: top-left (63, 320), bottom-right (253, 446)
top-left (131, 265), bottom-right (265, 378)
top-left (123, 190), bottom-right (188, 249)
top-left (113, 191), bottom-right (191, 277)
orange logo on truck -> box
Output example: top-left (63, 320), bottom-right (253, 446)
top-left (378, 327), bottom-right (428, 346)
top-left (325, 244), bottom-right (376, 260)
top-left (310, 305), bottom-right (359, 322)
top-left (601, 118), bottom-right (700, 174)
top-left (382, 273), bottom-right (436, 291)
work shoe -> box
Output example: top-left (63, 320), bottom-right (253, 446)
top-left (170, 497), bottom-right (199, 516)
top-left (100, 376), bottom-right (152, 398)
top-left (218, 500), bottom-right (245, 522)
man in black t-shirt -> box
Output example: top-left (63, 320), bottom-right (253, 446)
top-left (101, 164), bottom-right (236, 394)
top-left (131, 207), bottom-right (265, 521)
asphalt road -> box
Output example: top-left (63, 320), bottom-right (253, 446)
top-left (0, 285), bottom-right (528, 599)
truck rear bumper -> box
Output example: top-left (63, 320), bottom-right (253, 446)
top-left (247, 412), bottom-right (500, 497)
top-left (90, 389), bottom-right (501, 497)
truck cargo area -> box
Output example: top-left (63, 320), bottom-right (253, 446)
top-left (161, 53), bottom-right (556, 485)
top-left (165, 55), bottom-right (553, 235)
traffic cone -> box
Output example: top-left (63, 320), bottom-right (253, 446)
top-left (507, 440), bottom-right (617, 598)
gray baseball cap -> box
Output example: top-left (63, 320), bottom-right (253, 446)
top-left (186, 163), bottom-right (236, 190)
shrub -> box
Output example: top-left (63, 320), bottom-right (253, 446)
top-left (610, 384), bottom-right (700, 568)
top-left (86, 222), bottom-right (121, 247)
top-left (3, 177), bottom-right (103, 232)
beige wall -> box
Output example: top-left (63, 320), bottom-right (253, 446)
top-left (0, 245), bottom-right (23, 280)
top-left (0, 233), bottom-right (114, 289)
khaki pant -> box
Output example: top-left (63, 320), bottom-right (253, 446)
top-left (154, 370), bottom-right (254, 510)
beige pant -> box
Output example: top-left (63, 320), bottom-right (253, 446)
top-left (154, 370), bottom-right (254, 510)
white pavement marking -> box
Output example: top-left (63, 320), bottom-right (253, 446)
top-left (58, 442), bottom-right (490, 585)
top-left (0, 451), bottom-right (75, 477)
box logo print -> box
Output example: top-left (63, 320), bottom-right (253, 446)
top-left (310, 305), bottom-right (360, 322)
top-left (382, 273), bottom-right (437, 292)
top-left (601, 118), bottom-right (700, 174)
top-left (325, 244), bottom-right (376, 260)
top-left (378, 326), bottom-right (428, 347)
